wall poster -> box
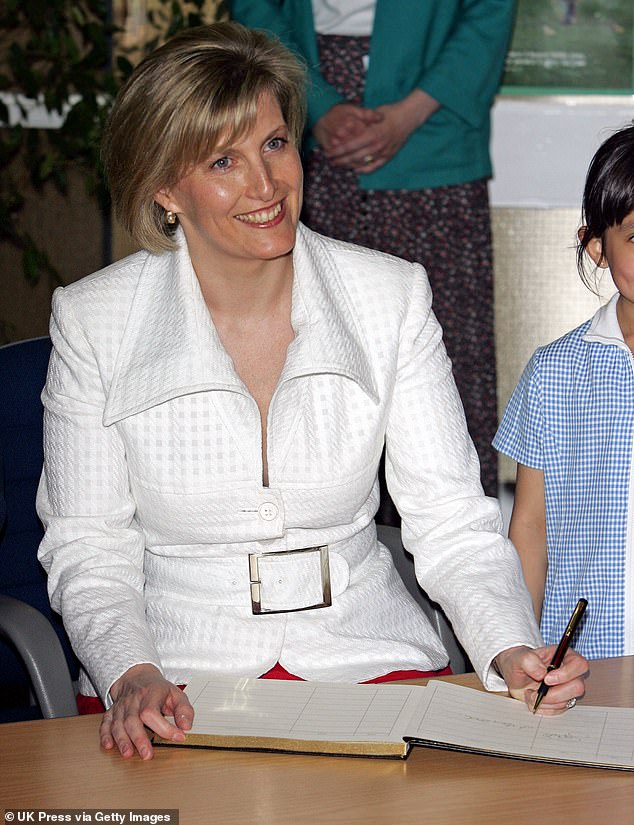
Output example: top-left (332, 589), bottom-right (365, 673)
top-left (502, 0), bottom-right (634, 94)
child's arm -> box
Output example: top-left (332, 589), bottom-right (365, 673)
top-left (508, 464), bottom-right (547, 623)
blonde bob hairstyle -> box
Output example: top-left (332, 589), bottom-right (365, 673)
top-left (102, 21), bottom-right (307, 253)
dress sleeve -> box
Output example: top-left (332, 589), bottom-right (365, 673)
top-left (36, 287), bottom-right (162, 704)
top-left (493, 351), bottom-right (545, 470)
top-left (416, 0), bottom-right (516, 128)
top-left (384, 269), bottom-right (542, 688)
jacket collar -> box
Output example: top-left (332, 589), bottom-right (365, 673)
top-left (582, 292), bottom-right (628, 351)
top-left (104, 224), bottom-right (377, 425)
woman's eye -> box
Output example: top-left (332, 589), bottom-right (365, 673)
top-left (211, 156), bottom-right (231, 170)
top-left (267, 137), bottom-right (288, 151)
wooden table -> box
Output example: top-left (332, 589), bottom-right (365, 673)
top-left (2, 657), bottom-right (634, 825)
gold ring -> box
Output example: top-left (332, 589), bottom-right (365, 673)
top-left (363, 154), bottom-right (374, 164)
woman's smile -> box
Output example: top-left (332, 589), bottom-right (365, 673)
top-left (234, 199), bottom-right (285, 225)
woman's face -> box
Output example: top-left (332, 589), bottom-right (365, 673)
top-left (156, 91), bottom-right (303, 274)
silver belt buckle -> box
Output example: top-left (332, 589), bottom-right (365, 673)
top-left (248, 545), bottom-right (332, 615)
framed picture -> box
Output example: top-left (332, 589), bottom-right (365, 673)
top-left (502, 0), bottom-right (634, 94)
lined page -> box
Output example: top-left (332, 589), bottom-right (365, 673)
top-left (407, 679), bottom-right (634, 768)
top-left (185, 676), bottom-right (424, 744)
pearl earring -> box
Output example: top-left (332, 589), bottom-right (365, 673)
top-left (166, 211), bottom-right (177, 225)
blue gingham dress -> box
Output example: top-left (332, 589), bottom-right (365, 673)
top-left (494, 293), bottom-right (634, 658)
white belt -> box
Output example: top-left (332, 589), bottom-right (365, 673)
top-left (144, 544), bottom-right (355, 613)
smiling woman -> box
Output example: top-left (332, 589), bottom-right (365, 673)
top-left (35, 21), bottom-right (588, 762)
top-left (101, 22), bottom-right (306, 255)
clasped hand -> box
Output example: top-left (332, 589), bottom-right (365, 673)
top-left (313, 91), bottom-right (438, 173)
top-left (100, 663), bottom-right (193, 761)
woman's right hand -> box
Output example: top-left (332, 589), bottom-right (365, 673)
top-left (313, 103), bottom-right (382, 156)
top-left (100, 663), bottom-right (194, 760)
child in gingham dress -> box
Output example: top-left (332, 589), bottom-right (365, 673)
top-left (494, 124), bottom-right (634, 660)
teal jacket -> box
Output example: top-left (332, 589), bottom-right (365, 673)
top-left (229, 0), bottom-right (516, 190)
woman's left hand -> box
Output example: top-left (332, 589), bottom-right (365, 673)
top-left (100, 664), bottom-right (193, 760)
top-left (325, 89), bottom-right (439, 173)
top-left (494, 645), bottom-right (589, 715)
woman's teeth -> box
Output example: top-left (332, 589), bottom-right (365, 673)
top-left (235, 202), bottom-right (282, 223)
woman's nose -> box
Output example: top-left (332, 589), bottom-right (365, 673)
top-left (247, 160), bottom-right (275, 201)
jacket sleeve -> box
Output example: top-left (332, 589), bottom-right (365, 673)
top-left (36, 287), bottom-right (163, 704)
top-left (229, 0), bottom-right (344, 127)
top-left (384, 268), bottom-right (541, 689)
top-left (417, 0), bottom-right (516, 128)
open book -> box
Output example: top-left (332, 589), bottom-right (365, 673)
top-left (155, 675), bottom-right (634, 770)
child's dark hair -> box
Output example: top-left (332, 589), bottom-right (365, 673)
top-left (578, 124), bottom-right (634, 290)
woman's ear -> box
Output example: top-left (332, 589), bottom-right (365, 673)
top-left (580, 228), bottom-right (608, 269)
top-left (154, 188), bottom-right (177, 213)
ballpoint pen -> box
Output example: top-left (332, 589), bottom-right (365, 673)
top-left (532, 597), bottom-right (587, 713)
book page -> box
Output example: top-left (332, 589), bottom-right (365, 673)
top-left (406, 679), bottom-right (634, 769)
top-left (184, 676), bottom-right (424, 745)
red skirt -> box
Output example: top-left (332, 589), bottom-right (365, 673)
top-left (76, 662), bottom-right (452, 715)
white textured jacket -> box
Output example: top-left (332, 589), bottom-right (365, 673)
top-left (37, 224), bottom-right (540, 702)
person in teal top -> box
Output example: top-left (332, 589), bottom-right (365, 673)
top-left (230, 0), bottom-right (517, 509)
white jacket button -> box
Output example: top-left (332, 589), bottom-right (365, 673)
top-left (258, 502), bottom-right (278, 521)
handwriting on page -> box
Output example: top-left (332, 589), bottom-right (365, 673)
top-left (409, 680), bottom-right (634, 767)
top-left (185, 677), bottom-right (422, 742)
